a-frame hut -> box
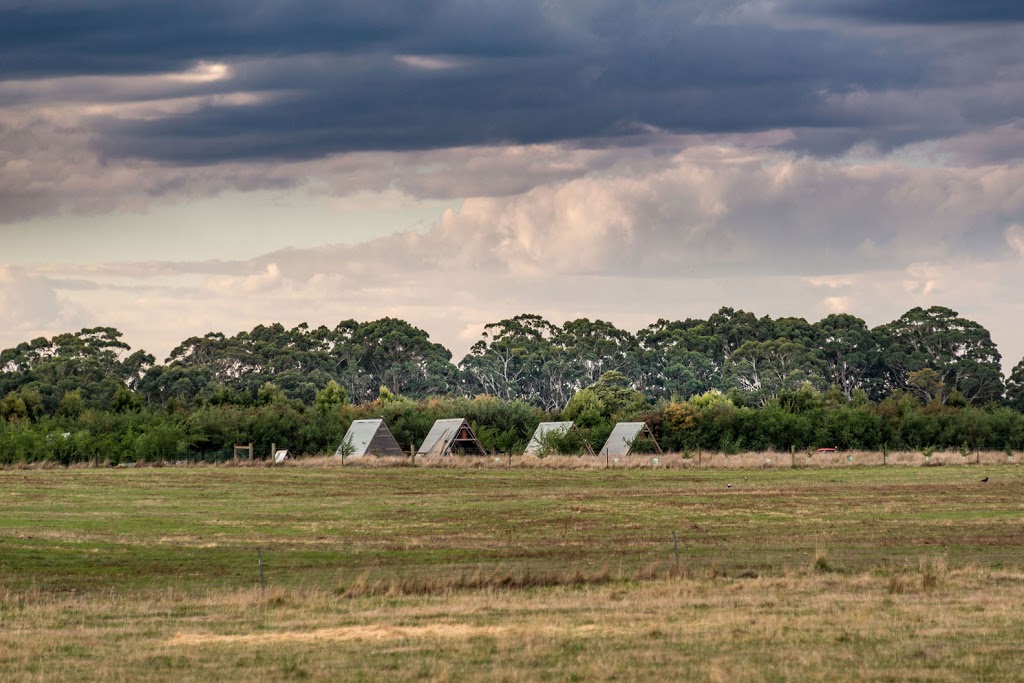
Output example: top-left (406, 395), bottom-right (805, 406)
top-left (416, 418), bottom-right (487, 456)
top-left (599, 422), bottom-right (662, 457)
top-left (524, 421), bottom-right (595, 456)
top-left (335, 419), bottom-right (405, 458)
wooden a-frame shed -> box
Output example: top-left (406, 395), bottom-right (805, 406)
top-left (416, 418), bottom-right (487, 456)
top-left (335, 419), bottom-right (405, 458)
top-left (524, 421), bottom-right (595, 456)
top-left (599, 422), bottom-right (662, 457)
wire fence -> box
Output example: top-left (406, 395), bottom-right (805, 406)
top-left (253, 449), bottom-right (1023, 470)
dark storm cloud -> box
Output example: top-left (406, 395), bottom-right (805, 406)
top-left (786, 0), bottom-right (1024, 24)
top-left (0, 0), bottom-right (571, 78)
top-left (1, 0), bottom-right (1020, 163)
top-left (0, 1), bottom-right (432, 77)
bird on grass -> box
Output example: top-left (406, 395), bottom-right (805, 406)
top-left (980, 477), bottom-right (989, 483)
top-left (726, 483), bottom-right (732, 489)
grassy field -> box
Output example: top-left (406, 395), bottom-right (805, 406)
top-left (2, 462), bottom-right (1024, 680)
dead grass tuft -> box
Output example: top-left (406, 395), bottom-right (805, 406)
top-left (336, 565), bottom-right (616, 598)
top-left (4, 448), bottom-right (1019, 471)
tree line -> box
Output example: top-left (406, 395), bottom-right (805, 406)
top-left (2, 305), bottom-right (1024, 463)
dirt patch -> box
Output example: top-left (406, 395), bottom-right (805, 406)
top-left (170, 623), bottom-right (507, 646)
top-left (169, 622), bottom-right (607, 646)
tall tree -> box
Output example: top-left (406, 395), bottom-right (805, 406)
top-left (812, 314), bottom-right (882, 399)
top-left (556, 318), bottom-right (637, 386)
top-left (0, 327), bottom-right (149, 412)
top-left (706, 307), bottom-right (775, 366)
top-left (1005, 358), bottom-right (1024, 412)
top-left (875, 307), bottom-right (1003, 405)
top-left (460, 314), bottom-right (569, 409)
top-left (725, 338), bottom-right (825, 406)
top-left (350, 318), bottom-right (456, 399)
top-left (635, 318), bottom-right (722, 399)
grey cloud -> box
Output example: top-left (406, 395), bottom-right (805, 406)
top-left (932, 121), bottom-right (1024, 164)
top-left (13, 146), bottom-right (1024, 363)
top-left (17, 250), bottom-right (1024, 369)
top-left (4, 0), bottom-right (1001, 164)
top-left (227, 150), bottom-right (1024, 283)
top-left (0, 1), bottom-right (435, 78)
top-left (786, 1), bottom-right (1024, 24)
top-left (0, 189), bottom-right (52, 223)
top-left (0, 266), bottom-right (88, 340)
top-left (92, 18), bottom-right (932, 163)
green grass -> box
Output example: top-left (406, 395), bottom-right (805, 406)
top-left (3, 463), bottom-right (1024, 680)
top-left (3, 465), bottom-right (1023, 594)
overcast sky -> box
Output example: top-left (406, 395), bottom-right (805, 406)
top-left (2, 0), bottom-right (1023, 367)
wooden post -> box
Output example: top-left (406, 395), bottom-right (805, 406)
top-left (249, 443), bottom-right (253, 462)
top-left (650, 428), bottom-right (663, 455)
top-left (271, 442), bottom-right (276, 460)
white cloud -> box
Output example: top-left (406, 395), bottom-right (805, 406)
top-left (393, 55), bottom-right (465, 71)
top-left (805, 276), bottom-right (854, 289)
top-left (9, 244), bottom-right (1024, 371)
top-left (902, 262), bottom-right (941, 296)
top-left (168, 61), bottom-right (232, 84)
top-left (4, 142), bottom-right (1024, 369)
top-left (1006, 224), bottom-right (1024, 257)
top-left (0, 266), bottom-right (87, 341)
top-left (822, 296), bottom-right (851, 313)
top-left (205, 263), bottom-right (282, 295)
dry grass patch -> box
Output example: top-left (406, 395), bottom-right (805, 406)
top-left (6, 449), bottom-right (1019, 471)
top-left (3, 566), bottom-right (1024, 681)
top-left (3, 465), bottom-right (1024, 679)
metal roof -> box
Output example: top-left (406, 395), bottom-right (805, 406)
top-left (336, 419), bottom-right (404, 457)
top-left (524, 422), bottom-right (575, 455)
top-left (599, 422), bottom-right (660, 457)
top-left (416, 418), bottom-right (486, 456)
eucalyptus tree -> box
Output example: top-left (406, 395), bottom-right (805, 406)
top-left (555, 318), bottom-right (638, 386)
top-left (706, 307), bottom-right (776, 365)
top-left (773, 316), bottom-right (816, 346)
top-left (164, 323), bottom-right (335, 402)
top-left (634, 310), bottom-right (763, 399)
top-left (1006, 358), bottom-right (1024, 412)
top-left (812, 313), bottom-right (883, 399)
top-left (135, 364), bottom-right (215, 407)
top-left (323, 320), bottom-right (375, 401)
top-left (0, 327), bottom-right (151, 412)
top-left (874, 306), bottom-right (1003, 405)
top-left (460, 314), bottom-right (569, 409)
top-left (348, 317), bottom-right (457, 400)
top-left (725, 338), bottom-right (826, 407)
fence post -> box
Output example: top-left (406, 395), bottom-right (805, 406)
top-left (672, 530), bottom-right (680, 575)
